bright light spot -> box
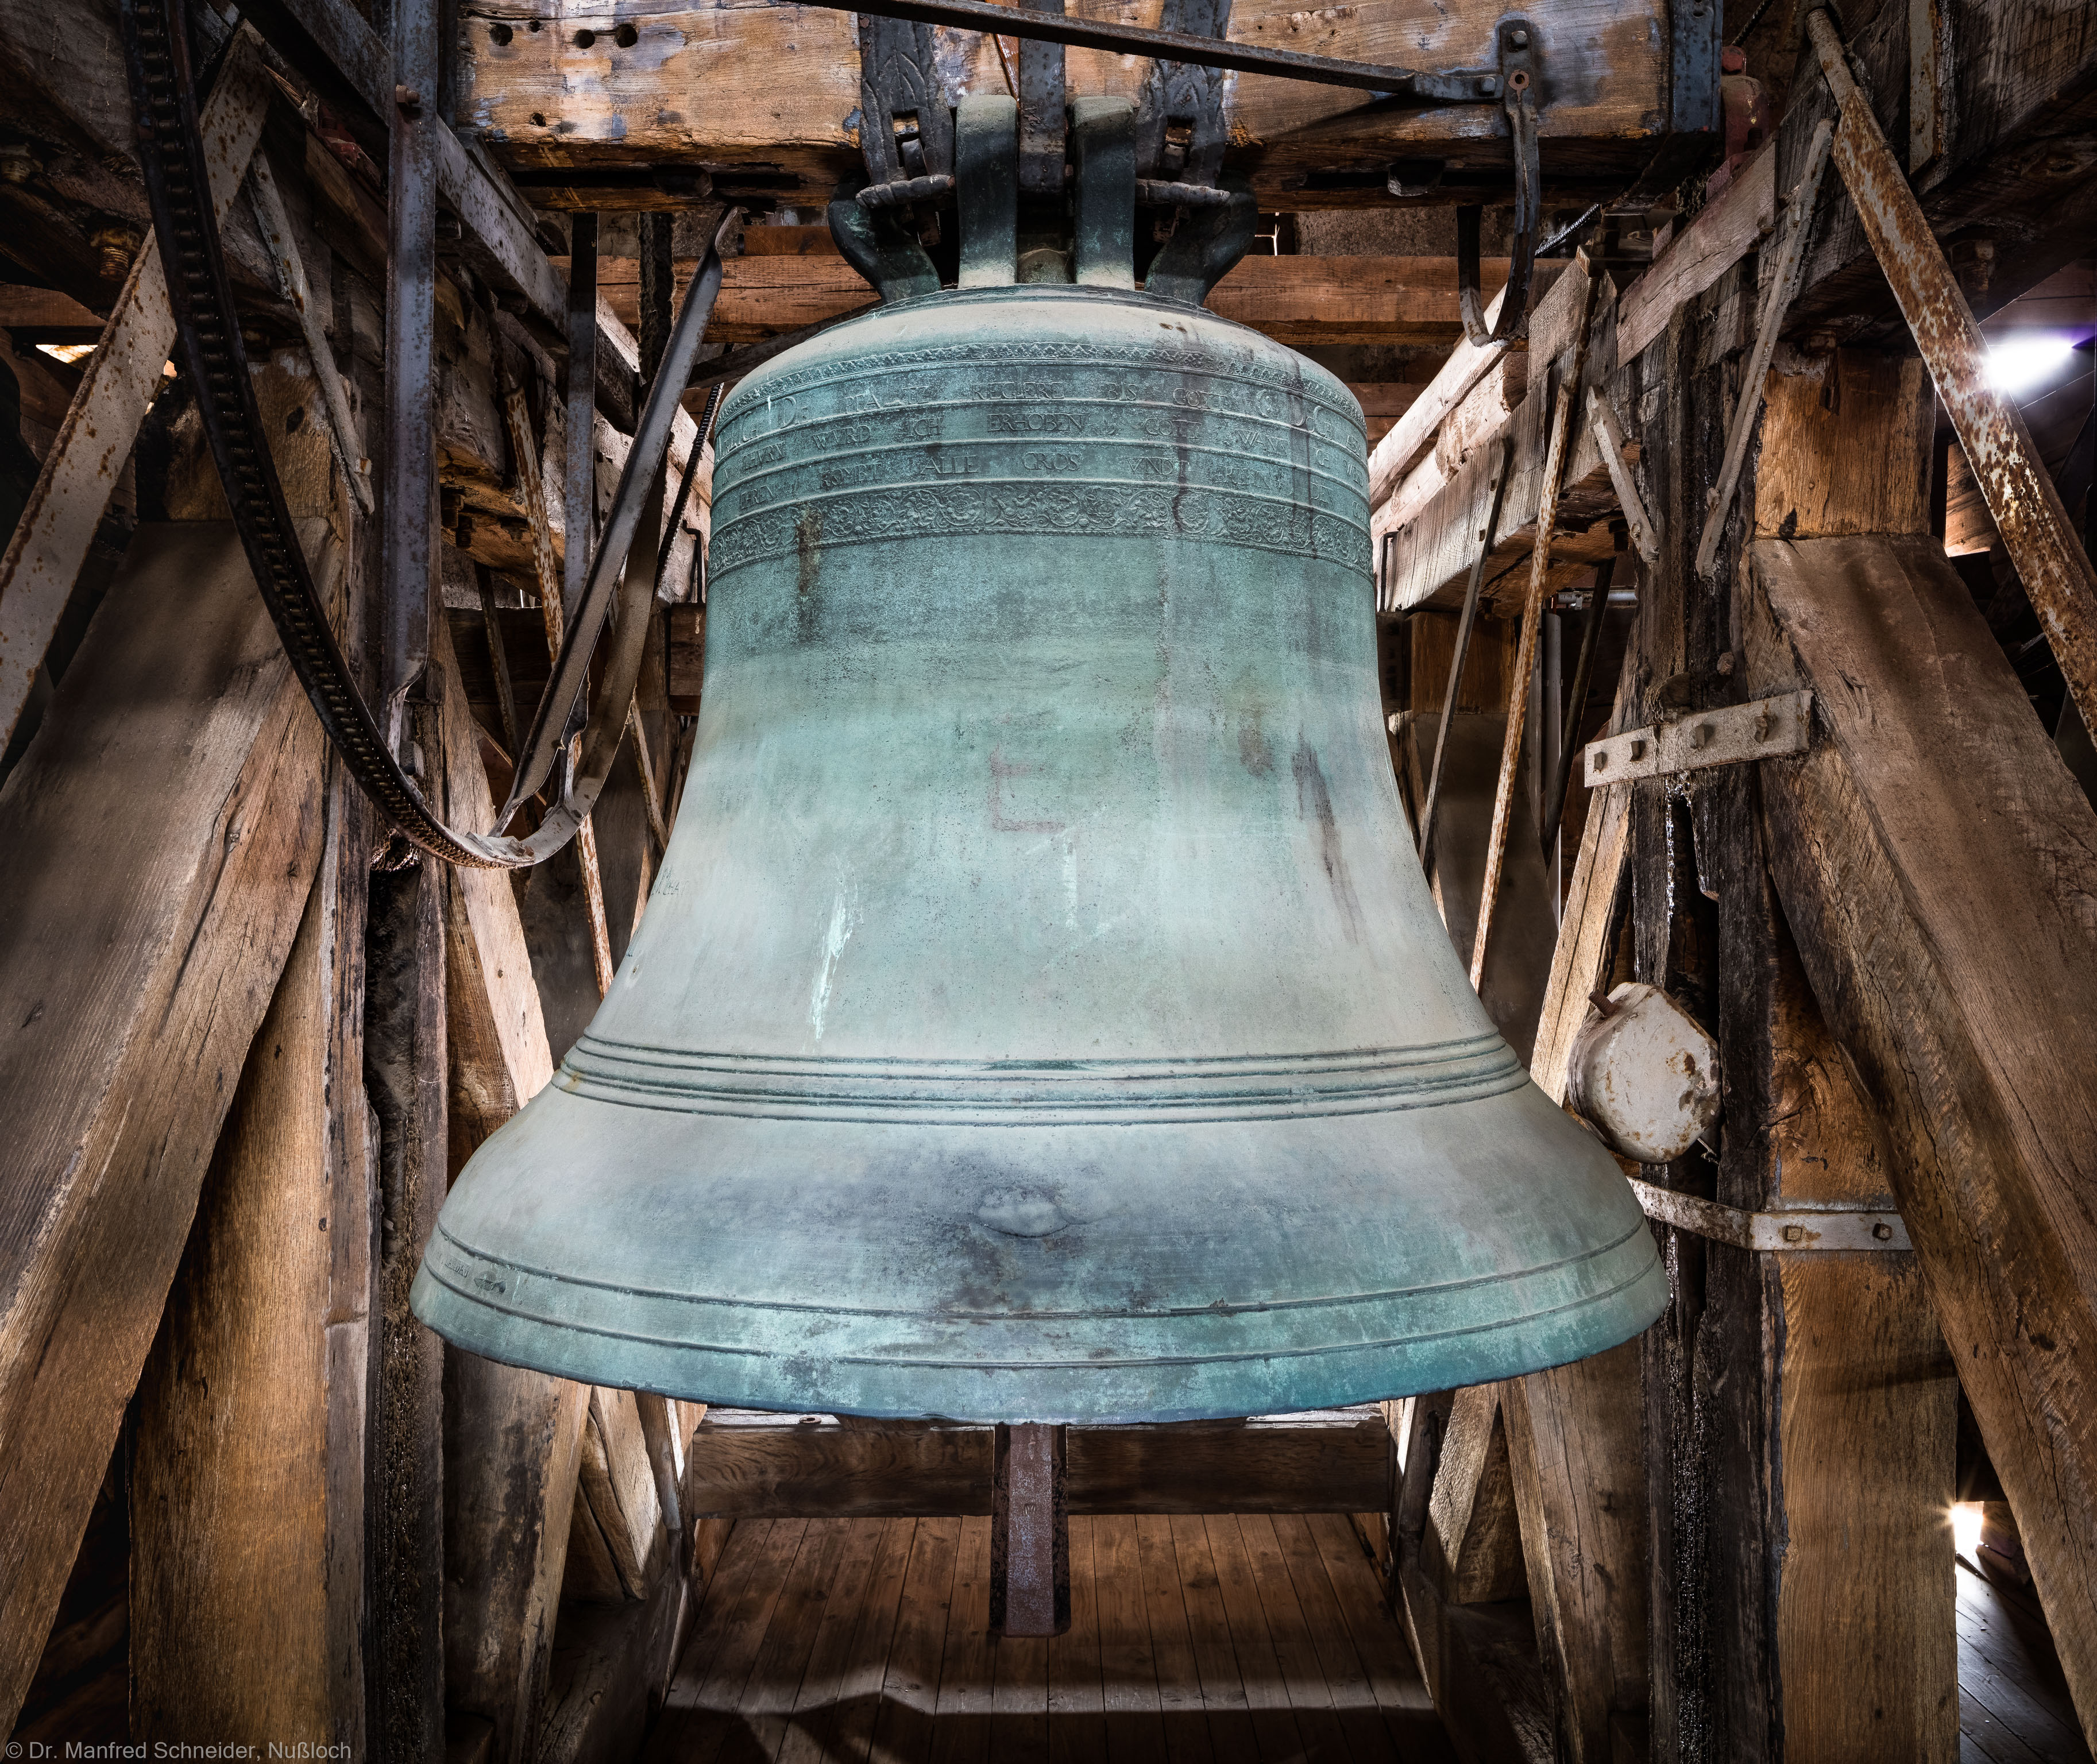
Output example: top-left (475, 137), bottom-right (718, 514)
top-left (1986, 333), bottom-right (2076, 396)
top-left (1952, 1501), bottom-right (1986, 1560)
top-left (36, 342), bottom-right (95, 365)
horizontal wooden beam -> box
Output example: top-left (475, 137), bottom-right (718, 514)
top-left (685, 1408), bottom-right (1394, 1519)
top-left (462, 0), bottom-right (1670, 212)
top-left (577, 250), bottom-right (1513, 348)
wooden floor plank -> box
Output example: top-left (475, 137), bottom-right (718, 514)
top-left (872, 1517), bottom-right (963, 1764)
top-left (647, 1518), bottom-right (808, 1764)
top-left (808, 1517), bottom-right (918, 1764)
top-left (1235, 1514), bottom-right (1355, 1761)
top-left (648, 1514), bottom-right (1463, 1764)
top-left (1094, 1514), bottom-right (1169, 1761)
top-left (737, 1518), bottom-right (855, 1759)
top-left (1048, 1515), bottom-right (1107, 1764)
top-left (1137, 1515), bottom-right (1218, 1764)
top-left (1270, 1515), bottom-right (1400, 1764)
top-left (1303, 1514), bottom-right (1455, 1763)
top-left (1170, 1516), bottom-right (1262, 1764)
top-left (775, 1516), bottom-right (887, 1764)
top-left (1956, 1570), bottom-right (2094, 1764)
top-left (930, 1516), bottom-right (995, 1764)
top-left (990, 1584), bottom-right (1051, 1764)
top-left (1203, 1515), bottom-right (1308, 1762)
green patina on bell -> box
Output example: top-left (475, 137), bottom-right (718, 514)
top-left (413, 97), bottom-right (1663, 1423)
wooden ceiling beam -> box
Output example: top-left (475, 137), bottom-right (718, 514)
top-left (570, 249), bottom-right (1523, 347)
top-left (461, 0), bottom-right (1670, 212)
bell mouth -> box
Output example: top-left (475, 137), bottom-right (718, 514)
top-left (411, 1072), bottom-right (1663, 1425)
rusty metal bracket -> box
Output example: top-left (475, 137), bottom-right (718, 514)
top-left (1584, 690), bottom-right (1812, 785)
top-left (1457, 22), bottom-right (1541, 347)
top-left (1630, 1178), bottom-right (1912, 1251)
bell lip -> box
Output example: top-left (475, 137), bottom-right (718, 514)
top-left (408, 1235), bottom-right (1664, 1426)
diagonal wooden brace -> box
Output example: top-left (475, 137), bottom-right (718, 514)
top-left (1805, 6), bottom-right (2097, 734)
top-left (0, 26), bottom-right (272, 755)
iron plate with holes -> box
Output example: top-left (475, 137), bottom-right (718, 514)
top-left (1585, 690), bottom-right (1812, 785)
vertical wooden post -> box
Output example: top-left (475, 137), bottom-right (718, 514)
top-left (1500, 668), bottom-right (1648, 1762)
top-left (1634, 284), bottom-right (1958, 1758)
top-left (131, 763), bottom-right (374, 1750)
top-left (365, 729), bottom-right (449, 1754)
top-left (129, 320), bottom-right (377, 1755)
top-left (432, 613), bottom-right (590, 1764)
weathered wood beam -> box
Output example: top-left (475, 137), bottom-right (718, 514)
top-left (1394, 613), bottom-right (1559, 1066)
top-left (580, 250), bottom-right (1525, 347)
top-left (130, 758), bottom-right (373, 1748)
top-left (1423, 1387), bottom-right (1527, 1606)
top-left (1614, 141), bottom-right (1776, 367)
top-left (1365, 265), bottom-right (1568, 509)
top-left (683, 1407), bottom-right (1395, 1518)
top-left (1391, 1395), bottom-right (1555, 1764)
top-left (461, 0), bottom-right (1671, 211)
top-left (365, 819), bottom-right (449, 1763)
top-left (238, 0), bottom-right (569, 342)
top-left (1494, 666), bottom-right (1648, 1764)
top-left (0, 521), bottom-right (330, 1728)
top-left (1741, 531), bottom-right (2097, 1746)
top-left (573, 1387), bottom-right (674, 1601)
top-left (1377, 261), bottom-right (1623, 616)
top-left (1385, 0), bottom-right (2097, 616)
top-left (0, 26), bottom-right (273, 755)
top-left (431, 613), bottom-right (592, 1764)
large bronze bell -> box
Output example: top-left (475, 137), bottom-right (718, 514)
top-left (413, 98), bottom-right (1663, 1429)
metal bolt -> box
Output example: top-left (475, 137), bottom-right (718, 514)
top-left (1592, 750), bottom-right (1609, 772)
top-left (1782, 1224), bottom-right (1805, 1243)
top-left (1477, 76), bottom-right (1497, 95)
top-left (396, 83), bottom-right (423, 115)
top-left (1872, 1221), bottom-right (1894, 1241)
top-left (1508, 26), bottom-right (1530, 47)
top-left (1628, 738), bottom-right (1647, 760)
top-left (1689, 721), bottom-right (1713, 749)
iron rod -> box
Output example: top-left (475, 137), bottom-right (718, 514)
top-left (1543, 554), bottom-right (1614, 848)
top-left (1418, 436), bottom-right (1513, 877)
top-left (806, 0), bottom-right (1465, 96)
top-left (1473, 260), bottom-right (1604, 991)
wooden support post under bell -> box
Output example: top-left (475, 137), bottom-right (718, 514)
top-left (991, 1423), bottom-right (1071, 1637)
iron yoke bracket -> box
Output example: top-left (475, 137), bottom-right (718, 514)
top-left (840, 0), bottom-right (1544, 315)
top-left (1453, 20), bottom-right (1543, 346)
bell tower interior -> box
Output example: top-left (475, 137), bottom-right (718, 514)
top-left (0, 0), bottom-right (2093, 1756)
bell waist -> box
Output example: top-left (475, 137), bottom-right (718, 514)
top-left (555, 1032), bottom-right (1528, 1124)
